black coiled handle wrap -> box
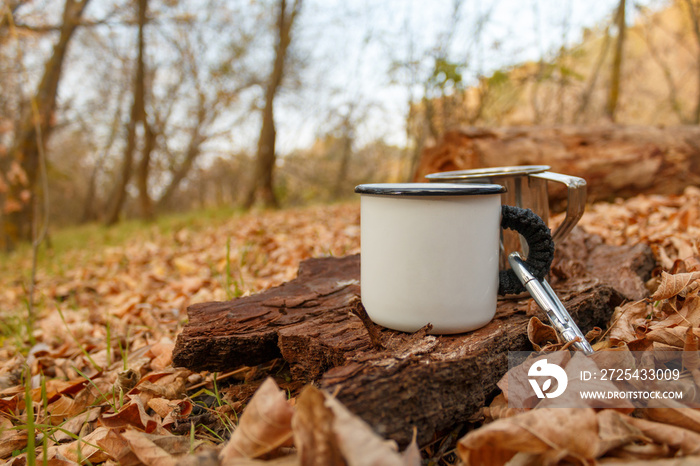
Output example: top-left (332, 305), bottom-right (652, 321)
top-left (498, 205), bottom-right (555, 296)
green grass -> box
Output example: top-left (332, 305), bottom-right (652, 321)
top-left (0, 205), bottom-right (244, 281)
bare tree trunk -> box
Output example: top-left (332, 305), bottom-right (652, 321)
top-left (641, 17), bottom-right (685, 122)
top-left (244, 0), bottom-right (301, 209)
top-left (136, 120), bottom-right (155, 219)
top-left (156, 101), bottom-right (207, 211)
top-left (685, 0), bottom-right (700, 123)
top-left (0, 1), bottom-right (21, 37)
top-left (606, 0), bottom-right (626, 121)
top-left (333, 118), bottom-right (353, 199)
top-left (576, 25), bottom-right (611, 122)
top-left (105, 0), bottom-right (148, 225)
top-left (82, 88), bottom-right (126, 222)
top-left (0, 0), bottom-right (90, 251)
top-left (530, 59), bottom-right (545, 124)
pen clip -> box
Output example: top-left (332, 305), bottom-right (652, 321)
top-left (508, 252), bottom-right (594, 355)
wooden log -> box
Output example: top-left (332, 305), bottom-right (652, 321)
top-left (172, 255), bottom-right (362, 372)
top-left (413, 125), bottom-right (700, 207)
top-left (320, 279), bottom-right (619, 446)
top-left (173, 230), bottom-right (655, 446)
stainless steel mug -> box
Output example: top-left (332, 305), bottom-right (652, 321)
top-left (426, 165), bottom-right (586, 271)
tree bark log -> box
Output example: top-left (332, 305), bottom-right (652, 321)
top-left (413, 125), bottom-right (700, 208)
top-left (173, 228), bottom-right (654, 446)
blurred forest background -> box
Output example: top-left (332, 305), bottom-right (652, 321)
top-left (1, 0), bottom-right (698, 251)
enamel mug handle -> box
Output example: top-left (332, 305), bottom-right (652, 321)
top-left (530, 172), bottom-right (587, 244)
top-left (498, 205), bottom-right (555, 296)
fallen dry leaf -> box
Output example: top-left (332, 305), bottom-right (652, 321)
top-left (148, 397), bottom-right (175, 418)
top-left (0, 427), bottom-right (28, 460)
top-left (482, 393), bottom-right (525, 421)
top-left (161, 399), bottom-right (193, 430)
top-left (624, 415), bottom-right (700, 456)
top-left (53, 407), bottom-right (101, 443)
top-left (644, 327), bottom-right (688, 348)
top-left (0, 394), bottom-right (20, 417)
top-left (218, 377), bottom-right (294, 461)
top-left (496, 350), bottom-right (570, 409)
top-left (457, 407), bottom-right (599, 465)
top-left (101, 396), bottom-right (159, 432)
top-left (609, 300), bottom-right (653, 344)
top-left (644, 398), bottom-right (700, 434)
top-left (292, 385), bottom-right (344, 466)
top-left (323, 392), bottom-right (420, 466)
top-left (147, 338), bottom-right (176, 371)
top-left (651, 272), bottom-right (700, 301)
top-left (97, 428), bottom-right (137, 465)
top-left (97, 428), bottom-right (198, 466)
top-left (526, 316), bottom-right (559, 351)
top-left (683, 326), bottom-right (700, 370)
top-left (120, 429), bottom-right (178, 466)
top-left (595, 409), bottom-right (651, 457)
top-left (54, 426), bottom-right (111, 464)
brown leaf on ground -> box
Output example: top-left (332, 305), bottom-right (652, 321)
top-left (683, 326), bottom-right (700, 372)
top-left (624, 415), bottom-right (700, 456)
top-left (527, 316), bottom-right (559, 351)
top-left (117, 368), bottom-right (141, 394)
top-left (685, 256), bottom-right (700, 272)
top-left (0, 427), bottom-right (28, 459)
top-left (609, 301), bottom-right (652, 344)
top-left (53, 407), bottom-right (101, 443)
top-left (601, 458), bottom-right (700, 465)
top-left (651, 272), bottom-right (700, 301)
top-left (644, 327), bottom-right (687, 348)
top-left (595, 410), bottom-right (651, 457)
top-left (131, 371), bottom-right (188, 402)
top-left (400, 430), bottom-right (421, 466)
top-left (100, 396), bottom-right (159, 432)
top-left (147, 337), bottom-right (176, 371)
top-left (218, 377), bottom-right (294, 461)
top-left (292, 385), bottom-right (343, 466)
top-left (148, 397), bottom-right (175, 418)
top-left (322, 391), bottom-right (420, 466)
top-left (644, 399), bottom-right (700, 434)
top-left (98, 428), bottom-right (197, 466)
top-left (457, 408), bottom-right (599, 465)
top-left (120, 430), bottom-right (179, 466)
top-left (98, 428), bottom-right (139, 466)
top-left (482, 393), bottom-right (525, 421)
top-left (54, 426), bottom-right (111, 463)
top-left (496, 351), bottom-right (570, 409)
top-left (0, 394), bottom-right (19, 417)
top-left (585, 326), bottom-right (603, 343)
top-left (162, 399), bottom-right (193, 430)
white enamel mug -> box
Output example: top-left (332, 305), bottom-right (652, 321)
top-left (355, 183), bottom-right (554, 334)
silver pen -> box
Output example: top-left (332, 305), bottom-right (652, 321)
top-left (508, 252), bottom-right (594, 355)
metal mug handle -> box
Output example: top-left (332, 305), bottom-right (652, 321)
top-left (530, 172), bottom-right (587, 244)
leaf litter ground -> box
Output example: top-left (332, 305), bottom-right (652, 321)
top-left (1, 188), bottom-right (700, 465)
